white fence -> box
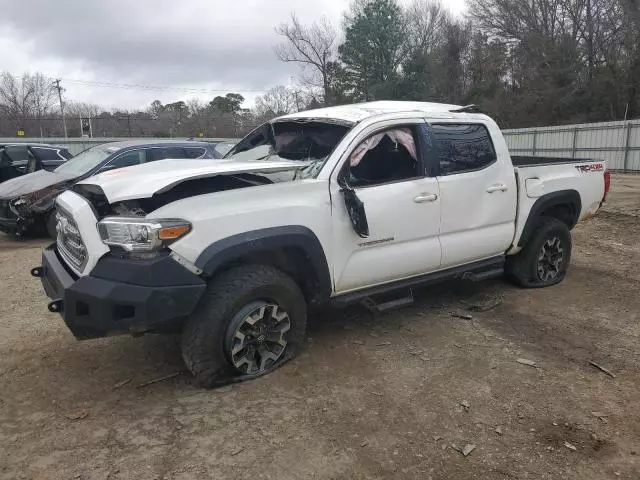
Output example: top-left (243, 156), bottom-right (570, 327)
top-left (503, 119), bottom-right (640, 172)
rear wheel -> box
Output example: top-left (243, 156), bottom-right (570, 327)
top-left (506, 217), bottom-right (572, 288)
top-left (181, 264), bottom-right (307, 388)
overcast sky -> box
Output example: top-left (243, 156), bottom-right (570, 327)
top-left (0, 0), bottom-right (466, 111)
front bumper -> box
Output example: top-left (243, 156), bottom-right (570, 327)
top-left (33, 245), bottom-right (206, 340)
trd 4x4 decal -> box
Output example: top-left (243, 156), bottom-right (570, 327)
top-left (575, 163), bottom-right (604, 173)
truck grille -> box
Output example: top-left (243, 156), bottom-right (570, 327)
top-left (56, 208), bottom-right (88, 272)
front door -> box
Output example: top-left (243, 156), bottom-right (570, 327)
top-left (330, 120), bottom-right (442, 293)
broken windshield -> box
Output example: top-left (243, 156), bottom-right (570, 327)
top-left (225, 120), bottom-right (351, 178)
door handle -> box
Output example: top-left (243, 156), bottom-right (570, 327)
top-left (486, 184), bottom-right (508, 193)
top-left (413, 193), bottom-right (438, 203)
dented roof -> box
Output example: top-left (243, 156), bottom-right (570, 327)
top-left (277, 101), bottom-right (465, 124)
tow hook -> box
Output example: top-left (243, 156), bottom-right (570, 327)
top-left (30, 267), bottom-right (43, 278)
top-left (48, 299), bottom-right (63, 313)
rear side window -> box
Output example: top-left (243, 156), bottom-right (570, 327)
top-left (184, 147), bottom-right (206, 159)
top-left (149, 147), bottom-right (188, 161)
top-left (32, 147), bottom-right (65, 160)
top-left (431, 124), bottom-right (496, 175)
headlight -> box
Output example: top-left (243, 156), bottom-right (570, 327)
top-left (9, 198), bottom-right (28, 216)
top-left (97, 217), bottom-right (191, 252)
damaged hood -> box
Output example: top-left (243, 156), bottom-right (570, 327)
top-left (78, 158), bottom-right (307, 202)
top-left (0, 169), bottom-right (77, 199)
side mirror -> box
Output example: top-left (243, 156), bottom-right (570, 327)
top-left (338, 173), bottom-right (369, 238)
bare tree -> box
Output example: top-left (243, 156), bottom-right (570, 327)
top-left (254, 85), bottom-right (299, 118)
top-left (275, 14), bottom-right (338, 103)
top-left (0, 72), bottom-right (35, 125)
top-left (29, 73), bottom-right (57, 118)
top-left (405, 0), bottom-right (450, 54)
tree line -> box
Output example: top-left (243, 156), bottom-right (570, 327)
top-left (278, 0), bottom-right (640, 127)
top-left (1, 0), bottom-right (638, 138)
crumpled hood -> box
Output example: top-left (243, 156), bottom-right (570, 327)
top-left (77, 158), bottom-right (306, 202)
top-left (0, 169), bottom-right (77, 199)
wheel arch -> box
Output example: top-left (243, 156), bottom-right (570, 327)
top-left (518, 190), bottom-right (581, 248)
top-left (194, 226), bottom-right (332, 305)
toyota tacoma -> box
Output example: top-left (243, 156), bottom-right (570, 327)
top-left (32, 101), bottom-right (609, 387)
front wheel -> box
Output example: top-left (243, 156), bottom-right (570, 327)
top-left (506, 217), bottom-right (572, 288)
top-left (181, 264), bottom-right (307, 388)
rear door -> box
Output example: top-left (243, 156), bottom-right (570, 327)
top-left (432, 122), bottom-right (517, 267)
top-left (0, 146), bottom-right (33, 180)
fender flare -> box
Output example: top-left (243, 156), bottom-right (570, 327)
top-left (518, 190), bottom-right (581, 247)
top-left (194, 226), bottom-right (332, 303)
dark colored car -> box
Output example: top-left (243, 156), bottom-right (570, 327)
top-left (0, 140), bottom-right (221, 237)
top-left (0, 143), bottom-right (73, 184)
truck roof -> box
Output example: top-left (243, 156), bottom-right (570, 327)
top-left (277, 101), bottom-right (466, 124)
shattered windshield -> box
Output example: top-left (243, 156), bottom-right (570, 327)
top-left (226, 120), bottom-right (351, 179)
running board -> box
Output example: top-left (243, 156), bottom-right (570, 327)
top-left (332, 256), bottom-right (505, 307)
top-left (462, 268), bottom-right (504, 283)
top-left (362, 290), bottom-right (414, 313)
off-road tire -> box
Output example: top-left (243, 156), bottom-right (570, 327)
top-left (506, 216), bottom-right (572, 288)
top-left (181, 264), bottom-right (307, 388)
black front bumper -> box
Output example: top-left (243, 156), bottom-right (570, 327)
top-left (34, 245), bottom-right (206, 340)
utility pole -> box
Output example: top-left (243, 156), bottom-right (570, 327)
top-left (53, 79), bottom-right (68, 139)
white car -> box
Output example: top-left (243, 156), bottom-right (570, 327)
top-left (33, 101), bottom-right (609, 387)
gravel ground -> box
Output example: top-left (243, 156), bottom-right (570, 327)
top-left (0, 174), bottom-right (639, 480)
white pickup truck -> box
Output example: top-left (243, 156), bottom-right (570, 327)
top-left (33, 101), bottom-right (610, 387)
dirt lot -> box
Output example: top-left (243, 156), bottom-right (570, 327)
top-left (1, 175), bottom-right (639, 480)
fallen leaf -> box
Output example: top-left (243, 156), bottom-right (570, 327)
top-left (65, 410), bottom-right (88, 420)
top-left (462, 444), bottom-right (476, 457)
top-left (516, 358), bottom-right (537, 368)
top-left (563, 441), bottom-right (577, 451)
top-left (360, 440), bottom-right (369, 447)
top-left (495, 426), bottom-right (503, 435)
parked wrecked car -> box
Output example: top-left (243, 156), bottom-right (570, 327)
top-left (0, 140), bottom-right (221, 237)
top-left (0, 143), bottom-right (73, 184)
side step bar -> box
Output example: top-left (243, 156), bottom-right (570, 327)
top-left (332, 256), bottom-right (505, 308)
